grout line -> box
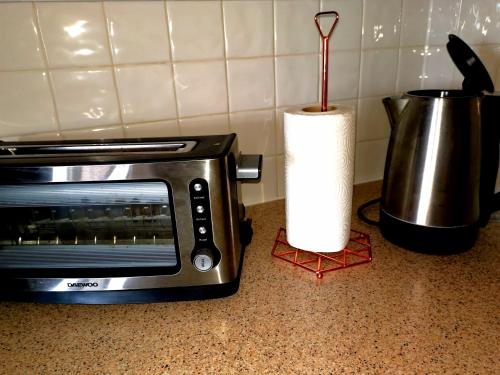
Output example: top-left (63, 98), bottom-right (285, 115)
top-left (421, 0), bottom-right (434, 90)
top-left (101, 1), bottom-right (125, 137)
top-left (219, 0), bottom-right (231, 134)
top-left (353, 0), bottom-right (365, 171)
top-left (272, 0), bottom-right (280, 196)
top-left (225, 54), bottom-right (280, 61)
top-left (7, 40), bottom-right (500, 74)
top-left (356, 0), bottom-right (365, 106)
top-left (352, 0), bottom-right (365, 183)
top-left (272, 0), bottom-right (279, 110)
top-left (454, 0), bottom-right (464, 87)
top-left (1, 60), bottom-right (176, 73)
top-left (356, 136), bottom-right (390, 144)
top-left (0, 65), bottom-right (110, 73)
top-left (315, 0), bottom-right (321, 105)
top-left (394, 0), bottom-right (404, 93)
top-left (456, 0), bottom-right (464, 35)
top-left (120, 118), bottom-right (179, 127)
top-left (163, 0), bottom-right (182, 136)
top-left (272, 0), bottom-right (278, 57)
top-left (31, 1), bottom-right (63, 136)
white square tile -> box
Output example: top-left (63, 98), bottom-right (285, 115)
top-left (124, 120), bottom-right (180, 138)
top-left (362, 0), bottom-right (401, 49)
top-left (458, 0), bottom-right (500, 45)
top-left (0, 71), bottom-right (57, 137)
top-left (62, 125), bottom-right (124, 140)
top-left (274, 0), bottom-right (320, 55)
top-left (227, 58), bottom-right (274, 112)
top-left (0, 3), bottom-right (44, 70)
top-left (400, 0), bottom-right (431, 46)
top-left (320, 0), bottom-right (363, 50)
top-left (496, 63), bottom-right (500, 91)
top-left (241, 156), bottom-right (277, 205)
top-left (427, 0), bottom-right (461, 45)
top-left (276, 154), bottom-right (285, 199)
top-left (334, 98), bottom-right (357, 107)
top-left (327, 49), bottom-right (360, 100)
top-left (356, 96), bottom-right (391, 142)
top-left (229, 109), bottom-right (276, 156)
top-left (396, 47), bottom-right (425, 92)
top-left (179, 114), bottom-right (230, 136)
top-left (422, 46), bottom-right (461, 89)
top-left (104, 1), bottom-right (170, 64)
top-left (469, 45), bottom-right (500, 88)
top-left (173, 61), bottom-right (228, 117)
top-left (354, 138), bottom-right (389, 184)
top-left (167, 1), bottom-right (224, 61)
top-left (275, 107), bottom-right (286, 155)
top-left (36, 2), bottom-right (111, 68)
top-left (115, 64), bottom-right (177, 124)
top-left (359, 49), bottom-right (398, 97)
top-left (275, 54), bottom-right (319, 107)
top-left (496, 170), bottom-right (500, 193)
top-left (223, 0), bottom-right (273, 58)
top-left (50, 68), bottom-right (120, 130)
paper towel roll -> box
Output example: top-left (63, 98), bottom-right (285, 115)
top-left (284, 105), bottom-right (355, 252)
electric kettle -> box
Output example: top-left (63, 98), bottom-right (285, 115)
top-left (360, 34), bottom-right (499, 253)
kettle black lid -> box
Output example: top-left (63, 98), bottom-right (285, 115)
top-left (446, 34), bottom-right (494, 93)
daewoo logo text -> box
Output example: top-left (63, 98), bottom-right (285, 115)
top-left (67, 282), bottom-right (99, 288)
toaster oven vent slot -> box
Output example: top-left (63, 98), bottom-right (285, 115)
top-left (0, 182), bottom-right (169, 207)
top-left (0, 140), bottom-right (197, 156)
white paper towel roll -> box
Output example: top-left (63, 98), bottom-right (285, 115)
top-left (284, 105), bottom-right (355, 252)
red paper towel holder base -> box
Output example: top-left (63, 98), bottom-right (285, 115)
top-left (271, 228), bottom-right (372, 279)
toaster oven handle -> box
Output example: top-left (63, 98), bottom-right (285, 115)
top-left (236, 154), bottom-right (262, 182)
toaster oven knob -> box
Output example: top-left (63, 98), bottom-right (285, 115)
top-left (192, 248), bottom-right (214, 272)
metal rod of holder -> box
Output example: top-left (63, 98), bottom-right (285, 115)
top-left (314, 11), bottom-right (339, 112)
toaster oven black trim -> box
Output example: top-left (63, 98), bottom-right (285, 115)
top-left (0, 179), bottom-right (182, 278)
top-left (0, 242), bottom-right (247, 304)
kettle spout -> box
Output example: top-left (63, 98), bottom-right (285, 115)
top-left (383, 96), bottom-right (409, 129)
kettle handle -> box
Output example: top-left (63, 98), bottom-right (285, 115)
top-left (479, 95), bottom-right (499, 226)
top-left (493, 192), bottom-right (500, 213)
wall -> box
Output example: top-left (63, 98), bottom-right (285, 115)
top-left (0, 0), bottom-right (499, 205)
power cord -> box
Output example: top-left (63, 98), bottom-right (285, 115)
top-left (357, 197), bottom-right (381, 226)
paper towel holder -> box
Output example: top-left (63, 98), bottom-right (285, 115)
top-left (271, 228), bottom-right (372, 279)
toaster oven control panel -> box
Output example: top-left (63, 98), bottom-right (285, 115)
top-left (189, 179), bottom-right (220, 272)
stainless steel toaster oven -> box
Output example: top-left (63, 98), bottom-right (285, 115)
top-left (0, 134), bottom-right (261, 304)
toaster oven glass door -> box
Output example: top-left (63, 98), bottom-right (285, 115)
top-left (0, 181), bottom-right (180, 277)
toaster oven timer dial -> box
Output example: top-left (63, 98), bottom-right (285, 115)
top-left (192, 248), bottom-right (214, 272)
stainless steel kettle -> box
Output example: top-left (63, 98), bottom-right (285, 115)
top-left (375, 35), bottom-right (499, 253)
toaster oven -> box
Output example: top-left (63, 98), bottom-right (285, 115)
top-left (0, 134), bottom-right (261, 304)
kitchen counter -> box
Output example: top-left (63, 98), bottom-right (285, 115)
top-left (0, 182), bottom-right (499, 374)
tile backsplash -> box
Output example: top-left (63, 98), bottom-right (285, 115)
top-left (0, 0), bottom-right (499, 205)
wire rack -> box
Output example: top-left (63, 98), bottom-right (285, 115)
top-left (271, 227), bottom-right (372, 279)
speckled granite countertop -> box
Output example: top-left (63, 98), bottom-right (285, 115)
top-left (1, 182), bottom-right (499, 374)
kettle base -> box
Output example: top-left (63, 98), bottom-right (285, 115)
top-left (379, 210), bottom-right (479, 254)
